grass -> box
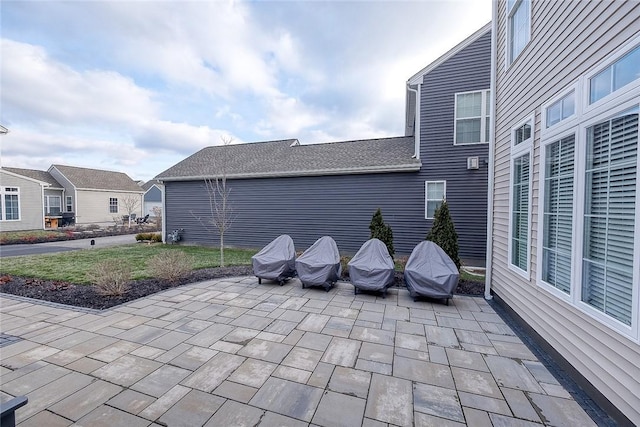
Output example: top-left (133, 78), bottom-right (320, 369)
top-left (0, 244), bottom-right (257, 284)
top-left (0, 230), bottom-right (67, 244)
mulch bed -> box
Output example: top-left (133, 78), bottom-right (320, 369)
top-left (0, 266), bottom-right (484, 310)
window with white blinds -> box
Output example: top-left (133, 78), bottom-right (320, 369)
top-left (542, 135), bottom-right (575, 293)
top-left (511, 153), bottom-right (530, 271)
top-left (582, 108), bottom-right (638, 326)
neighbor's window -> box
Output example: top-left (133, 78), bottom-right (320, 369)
top-left (66, 196), bottom-right (73, 212)
top-left (582, 108), bottom-right (638, 326)
top-left (454, 90), bottom-right (490, 144)
top-left (590, 45), bottom-right (640, 104)
top-left (541, 135), bottom-right (575, 294)
top-left (425, 181), bottom-right (446, 219)
top-left (546, 91), bottom-right (575, 128)
top-left (1, 187), bottom-right (20, 221)
top-left (44, 195), bottom-right (62, 216)
top-left (109, 197), bottom-right (118, 213)
top-left (507, 0), bottom-right (530, 64)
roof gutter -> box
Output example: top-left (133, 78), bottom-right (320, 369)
top-left (158, 163), bottom-right (422, 182)
top-left (485, 6), bottom-right (498, 301)
top-left (406, 84), bottom-right (420, 159)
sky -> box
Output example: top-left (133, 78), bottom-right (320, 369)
top-left (1, 0), bottom-right (492, 182)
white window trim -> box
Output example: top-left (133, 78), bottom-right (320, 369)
top-left (541, 81), bottom-right (581, 134)
top-left (453, 89), bottom-right (491, 145)
top-left (508, 114), bottom-right (534, 279)
top-left (583, 33), bottom-right (640, 114)
top-left (572, 105), bottom-right (640, 339)
top-left (0, 187), bottom-right (21, 222)
top-left (425, 180), bottom-right (446, 220)
top-left (505, 0), bottom-right (532, 68)
top-left (109, 197), bottom-right (118, 214)
top-left (44, 195), bottom-right (62, 216)
top-left (536, 128), bottom-right (578, 302)
top-left (66, 196), bottom-right (73, 212)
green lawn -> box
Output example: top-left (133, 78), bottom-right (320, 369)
top-left (0, 244), bottom-right (257, 284)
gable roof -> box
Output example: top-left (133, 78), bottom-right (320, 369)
top-left (156, 136), bottom-right (421, 181)
top-left (407, 22), bottom-right (491, 85)
top-left (50, 164), bottom-right (143, 192)
top-left (141, 180), bottom-right (163, 191)
top-left (2, 167), bottom-right (63, 188)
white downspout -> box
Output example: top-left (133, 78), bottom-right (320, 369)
top-left (485, 6), bottom-right (498, 300)
top-left (406, 83), bottom-right (421, 159)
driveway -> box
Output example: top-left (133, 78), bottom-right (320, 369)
top-left (0, 277), bottom-right (599, 426)
top-left (0, 234), bottom-right (138, 258)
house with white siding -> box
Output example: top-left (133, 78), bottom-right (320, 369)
top-left (487, 0), bottom-right (639, 424)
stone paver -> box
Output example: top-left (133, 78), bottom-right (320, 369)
top-left (0, 277), bottom-right (599, 427)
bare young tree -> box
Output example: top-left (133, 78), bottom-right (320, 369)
top-left (190, 136), bottom-right (235, 266)
top-left (121, 195), bottom-right (141, 228)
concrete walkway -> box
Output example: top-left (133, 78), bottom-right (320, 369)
top-left (0, 277), bottom-right (597, 426)
top-left (0, 234), bottom-right (138, 258)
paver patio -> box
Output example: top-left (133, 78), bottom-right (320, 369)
top-left (0, 277), bottom-right (598, 426)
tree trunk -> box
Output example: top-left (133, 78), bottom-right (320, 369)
top-left (220, 231), bottom-right (225, 267)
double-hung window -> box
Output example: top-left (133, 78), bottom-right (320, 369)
top-left (425, 181), bottom-right (446, 219)
top-left (507, 0), bottom-right (531, 65)
top-left (454, 90), bottom-right (490, 144)
top-left (66, 196), bottom-right (73, 212)
top-left (109, 198), bottom-right (118, 213)
top-left (510, 116), bottom-right (533, 276)
top-left (1, 187), bottom-right (20, 221)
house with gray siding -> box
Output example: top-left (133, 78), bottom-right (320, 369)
top-left (487, 0), bottom-right (639, 424)
top-left (141, 180), bottom-right (163, 217)
top-left (157, 24), bottom-right (491, 264)
top-left (0, 164), bottom-right (144, 231)
top-left (0, 168), bottom-right (64, 231)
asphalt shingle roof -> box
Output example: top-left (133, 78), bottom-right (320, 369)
top-left (51, 165), bottom-right (143, 192)
top-left (156, 136), bottom-right (421, 181)
top-left (2, 167), bottom-right (63, 188)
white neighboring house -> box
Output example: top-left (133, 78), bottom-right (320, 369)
top-left (488, 0), bottom-right (639, 424)
top-left (48, 165), bottom-right (144, 226)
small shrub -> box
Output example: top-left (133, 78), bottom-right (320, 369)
top-left (369, 208), bottom-right (395, 257)
top-left (426, 201), bottom-right (461, 269)
top-left (340, 255), bottom-right (351, 278)
top-left (148, 251), bottom-right (193, 282)
top-left (394, 255), bottom-right (409, 271)
top-left (152, 233), bottom-right (162, 243)
top-left (136, 232), bottom-right (162, 242)
top-left (86, 224), bottom-right (101, 230)
top-left (89, 260), bottom-right (131, 295)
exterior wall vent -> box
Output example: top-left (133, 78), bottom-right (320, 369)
top-left (467, 156), bottom-right (480, 170)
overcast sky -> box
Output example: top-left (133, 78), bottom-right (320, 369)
top-left (1, 0), bottom-right (491, 181)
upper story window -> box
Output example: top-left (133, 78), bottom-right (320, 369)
top-left (589, 45), bottom-right (640, 104)
top-left (546, 91), bottom-right (575, 128)
top-left (507, 0), bottom-right (531, 65)
top-left (109, 197), bottom-right (118, 213)
top-left (66, 196), bottom-right (73, 212)
top-left (454, 90), bottom-right (490, 144)
top-left (1, 187), bottom-right (20, 221)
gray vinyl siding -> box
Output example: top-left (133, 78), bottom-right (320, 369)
top-left (165, 173), bottom-right (428, 256)
top-left (419, 30), bottom-right (491, 265)
top-left (145, 186), bottom-right (162, 202)
top-left (491, 1), bottom-right (640, 423)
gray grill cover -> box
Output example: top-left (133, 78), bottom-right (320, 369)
top-left (404, 241), bottom-right (459, 300)
top-left (252, 235), bottom-right (296, 282)
top-left (348, 239), bottom-right (395, 291)
top-left (295, 236), bottom-right (342, 289)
